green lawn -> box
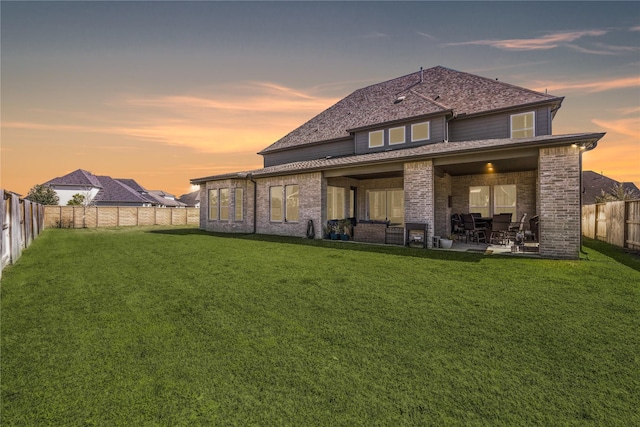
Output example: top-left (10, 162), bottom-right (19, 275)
top-left (1, 227), bottom-right (638, 426)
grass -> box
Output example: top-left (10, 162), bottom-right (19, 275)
top-left (1, 227), bottom-right (639, 425)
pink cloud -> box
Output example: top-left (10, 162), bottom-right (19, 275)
top-left (445, 30), bottom-right (607, 51)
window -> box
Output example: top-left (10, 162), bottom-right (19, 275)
top-left (220, 188), bottom-right (230, 220)
top-left (270, 186), bottom-right (283, 222)
top-left (494, 185), bottom-right (516, 218)
top-left (469, 186), bottom-right (490, 218)
top-left (367, 189), bottom-right (404, 225)
top-left (389, 126), bottom-right (405, 145)
top-left (270, 185), bottom-right (299, 222)
top-left (411, 122), bottom-right (430, 142)
top-left (235, 188), bottom-right (243, 221)
top-left (369, 130), bottom-right (384, 148)
top-left (349, 188), bottom-right (355, 218)
top-left (511, 112), bottom-right (535, 138)
top-left (285, 185), bottom-right (299, 222)
top-left (208, 189), bottom-right (218, 220)
top-left (327, 186), bottom-right (345, 220)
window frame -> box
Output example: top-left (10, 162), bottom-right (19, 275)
top-left (389, 126), bottom-right (405, 145)
top-left (234, 188), bottom-right (244, 221)
top-left (327, 186), bottom-right (346, 220)
top-left (469, 186), bottom-right (490, 218)
top-left (411, 122), bottom-right (430, 142)
top-left (219, 188), bottom-right (230, 220)
top-left (367, 188), bottom-right (404, 225)
top-left (368, 130), bottom-right (384, 148)
top-left (285, 184), bottom-right (299, 222)
top-left (493, 184), bottom-right (517, 217)
top-left (510, 111), bottom-right (535, 138)
top-left (270, 186), bottom-right (283, 222)
top-left (208, 189), bottom-right (219, 220)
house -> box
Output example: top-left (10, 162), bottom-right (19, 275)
top-left (191, 66), bottom-right (605, 259)
top-left (44, 169), bottom-right (178, 207)
top-left (178, 190), bottom-right (201, 208)
top-left (582, 171), bottom-right (640, 205)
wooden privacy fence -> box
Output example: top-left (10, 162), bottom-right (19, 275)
top-left (44, 206), bottom-right (200, 229)
top-left (1, 189), bottom-right (45, 278)
top-left (582, 200), bottom-right (640, 250)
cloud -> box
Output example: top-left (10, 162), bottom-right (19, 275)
top-left (2, 82), bottom-right (340, 154)
top-left (417, 32), bottom-right (436, 40)
top-left (592, 117), bottom-right (639, 138)
top-left (630, 26), bottom-right (640, 32)
top-left (360, 32), bottom-right (388, 39)
top-left (445, 29), bottom-right (607, 51)
top-left (532, 75), bottom-right (640, 93)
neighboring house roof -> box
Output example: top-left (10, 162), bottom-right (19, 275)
top-left (582, 171), bottom-right (640, 204)
top-left (178, 191), bottom-right (200, 207)
top-left (93, 176), bottom-right (153, 204)
top-left (115, 178), bottom-right (147, 193)
top-left (146, 190), bottom-right (187, 207)
top-left (194, 133), bottom-right (604, 183)
top-left (260, 65), bottom-right (563, 154)
top-left (44, 169), bottom-right (103, 188)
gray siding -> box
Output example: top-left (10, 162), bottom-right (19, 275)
top-left (263, 139), bottom-right (353, 167)
top-left (354, 116), bottom-right (446, 154)
top-left (449, 106), bottom-right (551, 142)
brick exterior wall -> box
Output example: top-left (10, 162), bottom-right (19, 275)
top-left (538, 146), bottom-right (581, 259)
top-left (201, 179), bottom-right (255, 233)
top-left (255, 172), bottom-right (322, 238)
top-left (434, 172), bottom-right (452, 238)
top-left (352, 222), bottom-right (387, 243)
top-left (403, 161), bottom-right (435, 247)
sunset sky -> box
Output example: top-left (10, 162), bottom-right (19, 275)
top-left (2, 1), bottom-right (639, 198)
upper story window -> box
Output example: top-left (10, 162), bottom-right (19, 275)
top-left (511, 112), bottom-right (535, 138)
top-left (389, 126), bottom-right (405, 145)
top-left (369, 130), bottom-right (384, 148)
top-left (411, 122), bottom-right (430, 142)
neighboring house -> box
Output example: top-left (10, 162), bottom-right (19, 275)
top-left (44, 169), bottom-right (102, 206)
top-left (191, 66), bottom-right (605, 259)
top-left (178, 190), bottom-right (201, 208)
top-left (44, 169), bottom-right (174, 207)
top-left (582, 171), bottom-right (640, 205)
top-left (146, 190), bottom-right (187, 208)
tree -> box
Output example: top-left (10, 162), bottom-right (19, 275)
top-left (594, 182), bottom-right (637, 203)
top-left (25, 184), bottom-right (59, 205)
top-left (67, 193), bottom-right (86, 206)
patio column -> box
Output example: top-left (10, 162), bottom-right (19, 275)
top-left (404, 160), bottom-right (435, 247)
top-left (538, 146), bottom-right (581, 259)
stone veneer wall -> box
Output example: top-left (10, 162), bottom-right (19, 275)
top-left (255, 172), bottom-right (323, 238)
top-left (200, 179), bottom-right (255, 233)
top-left (538, 146), bottom-right (581, 259)
top-left (403, 161), bottom-right (435, 247)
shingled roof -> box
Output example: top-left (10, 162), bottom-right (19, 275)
top-left (45, 169), bottom-right (103, 188)
top-left (93, 176), bottom-right (153, 204)
top-left (193, 132), bottom-right (604, 183)
top-left (259, 66), bottom-right (563, 154)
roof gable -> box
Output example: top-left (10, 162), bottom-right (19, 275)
top-left (260, 66), bottom-right (562, 154)
top-left (44, 169), bottom-right (102, 188)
